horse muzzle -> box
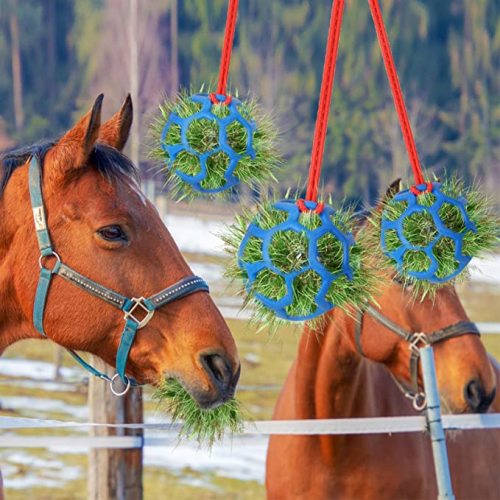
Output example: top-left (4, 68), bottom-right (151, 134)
top-left (194, 352), bottom-right (241, 409)
top-left (464, 380), bottom-right (496, 414)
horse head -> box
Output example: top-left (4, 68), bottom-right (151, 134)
top-left (0, 95), bottom-right (240, 408)
top-left (353, 180), bottom-right (496, 414)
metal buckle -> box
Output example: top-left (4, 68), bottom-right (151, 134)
top-left (110, 373), bottom-right (131, 396)
top-left (123, 297), bottom-right (154, 329)
top-left (405, 391), bottom-right (427, 411)
top-left (39, 251), bottom-right (61, 271)
top-left (409, 332), bottom-right (429, 355)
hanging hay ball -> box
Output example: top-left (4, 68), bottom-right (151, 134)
top-left (221, 196), bottom-right (375, 327)
top-left (153, 379), bottom-right (244, 447)
top-left (375, 178), bottom-right (499, 295)
top-left (151, 90), bottom-right (280, 200)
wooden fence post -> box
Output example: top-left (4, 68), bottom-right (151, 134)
top-left (87, 357), bottom-right (143, 500)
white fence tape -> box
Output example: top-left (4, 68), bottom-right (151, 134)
top-left (0, 414), bottom-right (499, 448)
top-left (476, 322), bottom-right (500, 334)
top-left (0, 436), bottom-right (143, 449)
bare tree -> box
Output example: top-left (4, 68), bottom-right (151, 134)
top-left (86, 0), bottom-right (172, 163)
top-left (9, 0), bottom-right (23, 131)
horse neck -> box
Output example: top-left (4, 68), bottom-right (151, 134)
top-left (294, 310), bottom-right (367, 420)
top-left (0, 167), bottom-right (36, 352)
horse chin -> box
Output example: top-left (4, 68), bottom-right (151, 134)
top-left (163, 376), bottom-right (235, 410)
top-left (186, 381), bottom-right (236, 410)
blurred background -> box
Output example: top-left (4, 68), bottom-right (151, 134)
top-left (0, 1), bottom-right (498, 499)
top-left (0, 0), bottom-right (498, 205)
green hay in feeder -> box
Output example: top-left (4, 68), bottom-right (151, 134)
top-left (365, 176), bottom-right (499, 299)
top-left (221, 193), bottom-right (377, 331)
top-left (150, 87), bottom-right (281, 200)
top-left (153, 379), bottom-right (244, 447)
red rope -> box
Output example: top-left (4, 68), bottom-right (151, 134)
top-left (216, 0), bottom-right (239, 96)
top-left (304, 0), bottom-right (346, 204)
top-left (368, 0), bottom-right (426, 186)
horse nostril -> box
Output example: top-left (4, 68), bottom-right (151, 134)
top-left (464, 380), bottom-right (494, 413)
top-left (200, 353), bottom-right (238, 397)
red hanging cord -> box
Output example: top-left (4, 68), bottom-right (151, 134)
top-left (211, 0), bottom-right (238, 101)
top-left (368, 0), bottom-right (427, 188)
top-left (304, 0), bottom-right (346, 206)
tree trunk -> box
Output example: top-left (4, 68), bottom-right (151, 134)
top-left (45, 0), bottom-right (56, 121)
top-left (170, 0), bottom-right (178, 95)
top-left (53, 345), bottom-right (63, 381)
top-left (129, 0), bottom-right (140, 168)
top-left (9, 0), bottom-right (24, 132)
top-left (87, 357), bottom-right (143, 500)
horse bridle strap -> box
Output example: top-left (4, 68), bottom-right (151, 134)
top-left (355, 303), bottom-right (480, 410)
top-left (28, 156), bottom-right (209, 395)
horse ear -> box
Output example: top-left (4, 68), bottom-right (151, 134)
top-left (45, 94), bottom-right (103, 182)
top-left (372, 178), bottom-right (402, 213)
top-left (98, 94), bottom-right (133, 151)
top-left (384, 178), bottom-right (402, 202)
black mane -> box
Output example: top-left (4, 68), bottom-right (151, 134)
top-left (0, 139), bottom-right (138, 195)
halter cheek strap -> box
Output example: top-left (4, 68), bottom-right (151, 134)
top-left (28, 156), bottom-right (209, 395)
top-left (355, 303), bottom-right (480, 411)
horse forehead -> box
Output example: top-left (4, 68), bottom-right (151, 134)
top-left (69, 170), bottom-right (148, 217)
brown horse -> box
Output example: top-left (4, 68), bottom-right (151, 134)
top-left (0, 95), bottom-right (240, 494)
top-left (267, 204), bottom-right (499, 499)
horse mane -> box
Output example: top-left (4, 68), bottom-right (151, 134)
top-left (0, 139), bottom-right (138, 195)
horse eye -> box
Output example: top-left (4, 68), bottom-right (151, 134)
top-left (98, 225), bottom-right (127, 242)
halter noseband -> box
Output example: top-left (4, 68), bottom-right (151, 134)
top-left (355, 303), bottom-right (480, 411)
top-left (28, 156), bottom-right (209, 396)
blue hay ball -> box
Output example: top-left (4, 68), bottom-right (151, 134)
top-left (237, 199), bottom-right (354, 321)
top-left (160, 93), bottom-right (256, 193)
top-left (380, 182), bottom-right (477, 283)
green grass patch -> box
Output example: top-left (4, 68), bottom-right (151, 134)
top-left (153, 379), bottom-right (244, 447)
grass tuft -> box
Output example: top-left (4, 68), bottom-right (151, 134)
top-left (364, 176), bottom-right (499, 299)
top-left (153, 379), bottom-right (244, 447)
top-left (150, 87), bottom-right (281, 200)
top-left (220, 193), bottom-right (377, 331)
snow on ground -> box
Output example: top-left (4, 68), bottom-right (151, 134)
top-left (189, 261), bottom-right (225, 284)
top-left (469, 255), bottom-right (500, 285)
top-left (0, 432), bottom-right (269, 487)
top-left (0, 396), bottom-right (88, 420)
top-left (0, 395), bottom-right (269, 484)
top-left (1, 453), bottom-right (81, 489)
top-left (144, 434), bottom-right (268, 483)
top-left (165, 213), bottom-right (226, 256)
top-left (0, 358), bottom-right (81, 381)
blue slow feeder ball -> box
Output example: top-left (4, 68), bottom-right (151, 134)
top-left (237, 199), bottom-right (355, 321)
top-left (160, 93), bottom-right (257, 193)
top-left (381, 182), bottom-right (478, 283)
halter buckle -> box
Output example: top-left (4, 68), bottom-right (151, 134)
top-left (408, 332), bottom-right (429, 355)
top-left (124, 297), bottom-right (154, 329)
top-left (110, 373), bottom-right (131, 396)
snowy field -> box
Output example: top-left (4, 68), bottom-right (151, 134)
top-left (0, 357), bottom-right (268, 491)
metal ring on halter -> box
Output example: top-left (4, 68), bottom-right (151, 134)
top-left (405, 391), bottom-right (427, 411)
top-left (39, 251), bottom-right (61, 270)
top-left (110, 373), bottom-right (131, 397)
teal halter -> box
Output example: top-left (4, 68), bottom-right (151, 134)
top-left (28, 156), bottom-right (209, 396)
